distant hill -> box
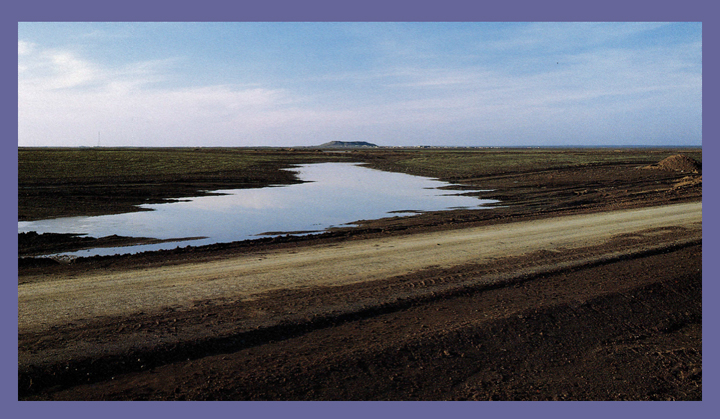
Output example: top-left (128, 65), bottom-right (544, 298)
top-left (315, 141), bottom-right (378, 148)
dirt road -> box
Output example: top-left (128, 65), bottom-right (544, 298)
top-left (19, 202), bottom-right (701, 334)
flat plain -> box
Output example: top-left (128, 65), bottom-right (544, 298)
top-left (18, 147), bottom-right (702, 400)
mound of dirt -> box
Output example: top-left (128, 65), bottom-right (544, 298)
top-left (644, 155), bottom-right (701, 173)
top-left (674, 175), bottom-right (702, 189)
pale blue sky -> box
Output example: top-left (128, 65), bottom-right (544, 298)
top-left (18, 22), bottom-right (702, 147)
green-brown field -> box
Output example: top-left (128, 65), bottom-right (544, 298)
top-left (18, 146), bottom-right (701, 221)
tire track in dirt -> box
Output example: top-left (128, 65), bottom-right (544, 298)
top-left (18, 202), bottom-right (702, 333)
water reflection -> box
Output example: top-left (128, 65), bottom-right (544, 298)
top-left (18, 163), bottom-right (498, 257)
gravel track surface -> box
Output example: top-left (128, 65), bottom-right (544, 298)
top-left (19, 202), bottom-right (701, 334)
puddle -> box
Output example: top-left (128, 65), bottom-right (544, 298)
top-left (18, 163), bottom-right (498, 257)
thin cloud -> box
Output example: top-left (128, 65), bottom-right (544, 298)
top-left (18, 40), bottom-right (35, 56)
top-left (18, 42), bottom-right (301, 146)
top-left (486, 22), bottom-right (671, 53)
top-left (18, 23), bottom-right (701, 147)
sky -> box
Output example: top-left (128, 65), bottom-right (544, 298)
top-left (17, 22), bottom-right (702, 147)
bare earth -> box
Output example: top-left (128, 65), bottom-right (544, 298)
top-left (19, 202), bottom-right (702, 400)
top-left (19, 202), bottom-right (701, 333)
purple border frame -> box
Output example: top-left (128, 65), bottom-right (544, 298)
top-left (5, 1), bottom-right (714, 418)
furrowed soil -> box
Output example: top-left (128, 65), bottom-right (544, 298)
top-left (17, 148), bottom-right (702, 400)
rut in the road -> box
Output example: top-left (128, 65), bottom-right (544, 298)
top-left (18, 202), bottom-right (702, 333)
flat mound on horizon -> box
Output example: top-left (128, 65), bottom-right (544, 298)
top-left (644, 154), bottom-right (701, 173)
top-left (316, 141), bottom-right (378, 148)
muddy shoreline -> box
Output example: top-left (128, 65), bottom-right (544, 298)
top-left (18, 149), bottom-right (702, 400)
top-left (18, 160), bottom-right (701, 276)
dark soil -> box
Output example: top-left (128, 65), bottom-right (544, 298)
top-left (18, 147), bottom-right (701, 222)
top-left (644, 154), bottom-right (702, 173)
top-left (18, 232), bottom-right (203, 258)
top-left (17, 148), bottom-right (703, 400)
top-left (17, 147), bottom-right (346, 221)
top-left (18, 150), bottom-right (701, 269)
top-left (19, 242), bottom-right (701, 400)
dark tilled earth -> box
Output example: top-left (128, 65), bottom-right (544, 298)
top-left (18, 156), bottom-right (703, 400)
top-left (20, 242), bottom-right (701, 401)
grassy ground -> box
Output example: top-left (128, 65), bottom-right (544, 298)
top-left (19, 147), bottom-right (701, 221)
top-left (18, 147), bottom-right (348, 220)
top-left (355, 147), bottom-right (702, 180)
top-left (19, 147), bottom-right (345, 184)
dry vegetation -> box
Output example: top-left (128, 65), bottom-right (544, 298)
top-left (18, 146), bottom-right (701, 221)
top-left (18, 146), bottom-right (702, 401)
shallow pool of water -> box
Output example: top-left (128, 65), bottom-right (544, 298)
top-left (18, 163), bottom-right (498, 257)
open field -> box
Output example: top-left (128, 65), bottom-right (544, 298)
top-left (18, 147), bottom-right (346, 221)
top-left (17, 147), bottom-right (702, 400)
top-left (18, 147), bottom-right (701, 221)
